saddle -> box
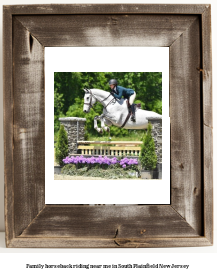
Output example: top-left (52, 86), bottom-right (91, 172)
top-left (121, 100), bottom-right (141, 128)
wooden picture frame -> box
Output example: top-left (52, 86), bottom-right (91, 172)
top-left (3, 4), bottom-right (213, 248)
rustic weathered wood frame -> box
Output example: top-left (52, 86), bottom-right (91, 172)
top-left (3, 4), bottom-right (213, 248)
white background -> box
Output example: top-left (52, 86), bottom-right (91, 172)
top-left (0, 0), bottom-right (216, 277)
top-left (45, 47), bottom-right (170, 204)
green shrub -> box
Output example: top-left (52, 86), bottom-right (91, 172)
top-left (139, 123), bottom-right (157, 170)
top-left (84, 125), bottom-right (89, 140)
top-left (61, 166), bottom-right (138, 179)
top-left (55, 124), bottom-right (69, 166)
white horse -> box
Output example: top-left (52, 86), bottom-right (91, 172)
top-left (83, 88), bottom-right (162, 133)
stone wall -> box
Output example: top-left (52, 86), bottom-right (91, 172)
top-left (59, 117), bottom-right (86, 155)
top-left (146, 117), bottom-right (162, 165)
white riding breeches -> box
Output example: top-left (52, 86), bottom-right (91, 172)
top-left (129, 91), bottom-right (136, 105)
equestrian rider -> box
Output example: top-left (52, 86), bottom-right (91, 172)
top-left (108, 79), bottom-right (136, 122)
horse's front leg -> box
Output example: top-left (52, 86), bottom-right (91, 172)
top-left (101, 116), bottom-right (110, 132)
top-left (94, 116), bottom-right (103, 134)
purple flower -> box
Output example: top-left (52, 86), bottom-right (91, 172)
top-left (62, 156), bottom-right (72, 164)
top-left (78, 156), bottom-right (84, 163)
top-left (120, 158), bottom-right (129, 165)
top-left (111, 158), bottom-right (118, 164)
top-left (90, 157), bottom-right (96, 164)
top-left (96, 157), bottom-right (103, 164)
top-left (86, 158), bottom-right (91, 164)
top-left (68, 157), bottom-right (74, 163)
top-left (63, 155), bottom-right (138, 168)
top-left (81, 158), bottom-right (86, 163)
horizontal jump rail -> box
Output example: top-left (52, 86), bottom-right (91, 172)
top-left (77, 145), bottom-right (141, 156)
top-left (77, 141), bottom-right (143, 146)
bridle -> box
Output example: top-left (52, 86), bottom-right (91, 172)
top-left (84, 89), bottom-right (95, 109)
top-left (84, 89), bottom-right (116, 109)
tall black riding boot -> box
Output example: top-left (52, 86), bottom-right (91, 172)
top-left (130, 104), bottom-right (136, 122)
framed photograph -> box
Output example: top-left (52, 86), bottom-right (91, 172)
top-left (46, 47), bottom-right (170, 205)
top-left (3, 4), bottom-right (213, 247)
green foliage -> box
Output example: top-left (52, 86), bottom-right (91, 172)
top-left (54, 72), bottom-right (162, 138)
top-left (89, 130), bottom-right (144, 142)
top-left (147, 99), bottom-right (162, 114)
top-left (109, 125), bottom-right (129, 137)
top-left (139, 123), bottom-right (157, 170)
top-left (55, 125), bottom-right (68, 166)
top-left (84, 125), bottom-right (89, 140)
top-left (61, 164), bottom-right (139, 179)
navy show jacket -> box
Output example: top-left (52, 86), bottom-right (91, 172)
top-left (112, 85), bottom-right (134, 99)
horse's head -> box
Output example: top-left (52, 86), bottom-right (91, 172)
top-left (83, 89), bottom-right (97, 113)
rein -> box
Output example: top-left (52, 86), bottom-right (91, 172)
top-left (84, 89), bottom-right (116, 109)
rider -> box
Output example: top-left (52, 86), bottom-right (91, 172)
top-left (109, 79), bottom-right (136, 122)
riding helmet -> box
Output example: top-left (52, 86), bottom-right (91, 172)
top-left (108, 79), bottom-right (118, 85)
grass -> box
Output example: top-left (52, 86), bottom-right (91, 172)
top-left (54, 129), bottom-right (144, 143)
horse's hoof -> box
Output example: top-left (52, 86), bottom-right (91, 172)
top-left (106, 127), bottom-right (110, 132)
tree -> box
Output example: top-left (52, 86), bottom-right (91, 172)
top-left (139, 123), bottom-right (157, 170)
top-left (55, 124), bottom-right (69, 166)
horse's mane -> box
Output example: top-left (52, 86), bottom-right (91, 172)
top-left (91, 88), bottom-right (110, 94)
